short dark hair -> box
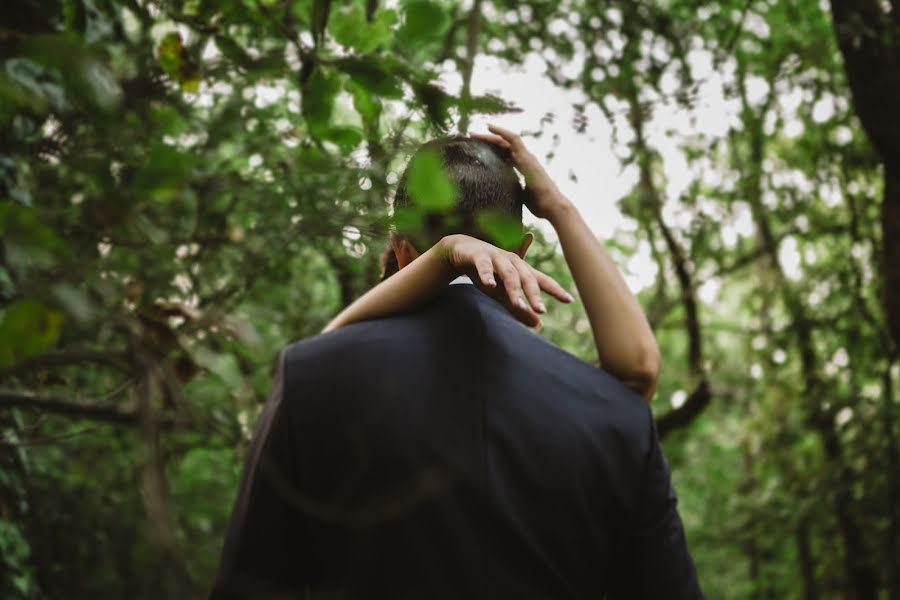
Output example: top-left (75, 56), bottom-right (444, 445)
top-left (381, 136), bottom-right (525, 280)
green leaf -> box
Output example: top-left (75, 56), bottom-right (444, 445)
top-left (0, 202), bottom-right (63, 252)
top-left (456, 93), bottom-right (522, 116)
top-left (20, 34), bottom-right (122, 111)
top-left (302, 66), bottom-right (340, 137)
top-left (0, 298), bottom-right (65, 368)
top-left (413, 82), bottom-right (452, 130)
top-left (398, 0), bottom-right (449, 48)
top-left (0, 156), bottom-right (34, 205)
top-left (329, 4), bottom-right (395, 53)
top-left (3, 57), bottom-right (67, 114)
top-left (476, 210), bottom-right (524, 251)
top-left (133, 143), bottom-right (196, 200)
top-left (348, 81), bottom-right (381, 126)
top-left (324, 125), bottom-right (364, 152)
top-left (405, 149), bottom-right (457, 211)
top-left (391, 205), bottom-right (425, 234)
top-left (191, 346), bottom-right (245, 390)
top-left (311, 0), bottom-right (332, 44)
top-left (214, 35), bottom-right (255, 68)
top-left (157, 32), bottom-right (200, 93)
top-left (51, 283), bottom-right (94, 323)
top-left (335, 57), bottom-right (403, 98)
top-left (329, 4), bottom-right (366, 48)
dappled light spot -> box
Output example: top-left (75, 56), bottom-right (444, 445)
top-left (835, 407), bottom-right (853, 428)
top-left (778, 237), bottom-right (803, 281)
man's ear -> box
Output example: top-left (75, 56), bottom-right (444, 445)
top-left (513, 231), bottom-right (535, 259)
top-left (390, 232), bottom-right (421, 269)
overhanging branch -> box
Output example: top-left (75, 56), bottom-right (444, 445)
top-left (0, 350), bottom-right (131, 381)
top-left (0, 390), bottom-right (173, 427)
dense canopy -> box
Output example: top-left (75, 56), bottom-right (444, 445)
top-left (1, 0), bottom-right (898, 598)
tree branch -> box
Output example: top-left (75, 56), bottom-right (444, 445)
top-left (0, 350), bottom-right (131, 382)
top-left (457, 0), bottom-right (483, 134)
top-left (0, 390), bottom-right (172, 427)
top-left (657, 380), bottom-right (711, 438)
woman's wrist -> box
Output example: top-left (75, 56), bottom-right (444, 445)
top-left (433, 235), bottom-right (464, 279)
top-left (544, 195), bottom-right (578, 228)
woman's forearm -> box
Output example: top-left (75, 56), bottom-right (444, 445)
top-left (548, 197), bottom-right (661, 399)
top-left (321, 241), bottom-right (456, 333)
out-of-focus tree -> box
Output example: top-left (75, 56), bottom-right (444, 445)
top-left (0, 1), bottom-right (518, 596)
top-left (0, 0), bottom-right (896, 598)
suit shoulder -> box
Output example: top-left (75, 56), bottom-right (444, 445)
top-left (480, 313), bottom-right (654, 448)
top-left (283, 320), bottom-right (388, 363)
top-left (486, 314), bottom-right (651, 414)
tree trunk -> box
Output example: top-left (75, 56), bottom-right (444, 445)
top-left (829, 0), bottom-right (900, 350)
top-left (883, 359), bottom-right (900, 600)
top-left (796, 518), bottom-right (820, 600)
top-left (883, 169), bottom-right (900, 351)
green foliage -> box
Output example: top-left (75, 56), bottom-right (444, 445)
top-left (0, 0), bottom-right (897, 598)
top-left (329, 4), bottom-right (397, 54)
top-left (397, 0), bottom-right (450, 52)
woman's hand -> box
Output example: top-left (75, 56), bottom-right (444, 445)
top-left (437, 234), bottom-right (573, 329)
top-left (471, 124), bottom-right (572, 222)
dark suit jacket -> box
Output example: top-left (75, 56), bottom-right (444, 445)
top-left (211, 284), bottom-right (704, 599)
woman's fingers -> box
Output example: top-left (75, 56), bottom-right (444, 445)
top-left (470, 132), bottom-right (511, 150)
top-left (487, 124), bottom-right (523, 149)
top-left (477, 248), bottom-right (572, 311)
top-left (492, 254), bottom-right (543, 328)
top-left (514, 258), bottom-right (546, 313)
top-left (473, 254), bottom-right (497, 288)
top-left (532, 267), bottom-right (574, 303)
top-left (492, 254), bottom-right (525, 310)
top-left (453, 238), bottom-right (569, 328)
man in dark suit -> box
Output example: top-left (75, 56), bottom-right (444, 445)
top-left (211, 134), bottom-right (704, 599)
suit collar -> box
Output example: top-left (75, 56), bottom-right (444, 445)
top-left (449, 275), bottom-right (474, 286)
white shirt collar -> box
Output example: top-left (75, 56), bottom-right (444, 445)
top-left (449, 275), bottom-right (474, 286)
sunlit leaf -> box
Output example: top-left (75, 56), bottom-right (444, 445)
top-left (0, 298), bottom-right (65, 368)
top-left (157, 32), bottom-right (201, 93)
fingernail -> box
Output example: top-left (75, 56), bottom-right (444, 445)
top-left (536, 301), bottom-right (546, 312)
top-left (564, 292), bottom-right (574, 302)
top-left (487, 277), bottom-right (496, 287)
top-left (517, 297), bottom-right (528, 310)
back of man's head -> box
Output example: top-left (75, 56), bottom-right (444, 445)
top-left (381, 136), bottom-right (525, 280)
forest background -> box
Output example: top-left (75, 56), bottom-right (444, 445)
top-left (2, 0), bottom-right (899, 598)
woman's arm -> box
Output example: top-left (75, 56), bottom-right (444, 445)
top-left (473, 125), bottom-right (661, 400)
top-left (322, 234), bottom-right (572, 333)
top-left (549, 200), bottom-right (662, 399)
